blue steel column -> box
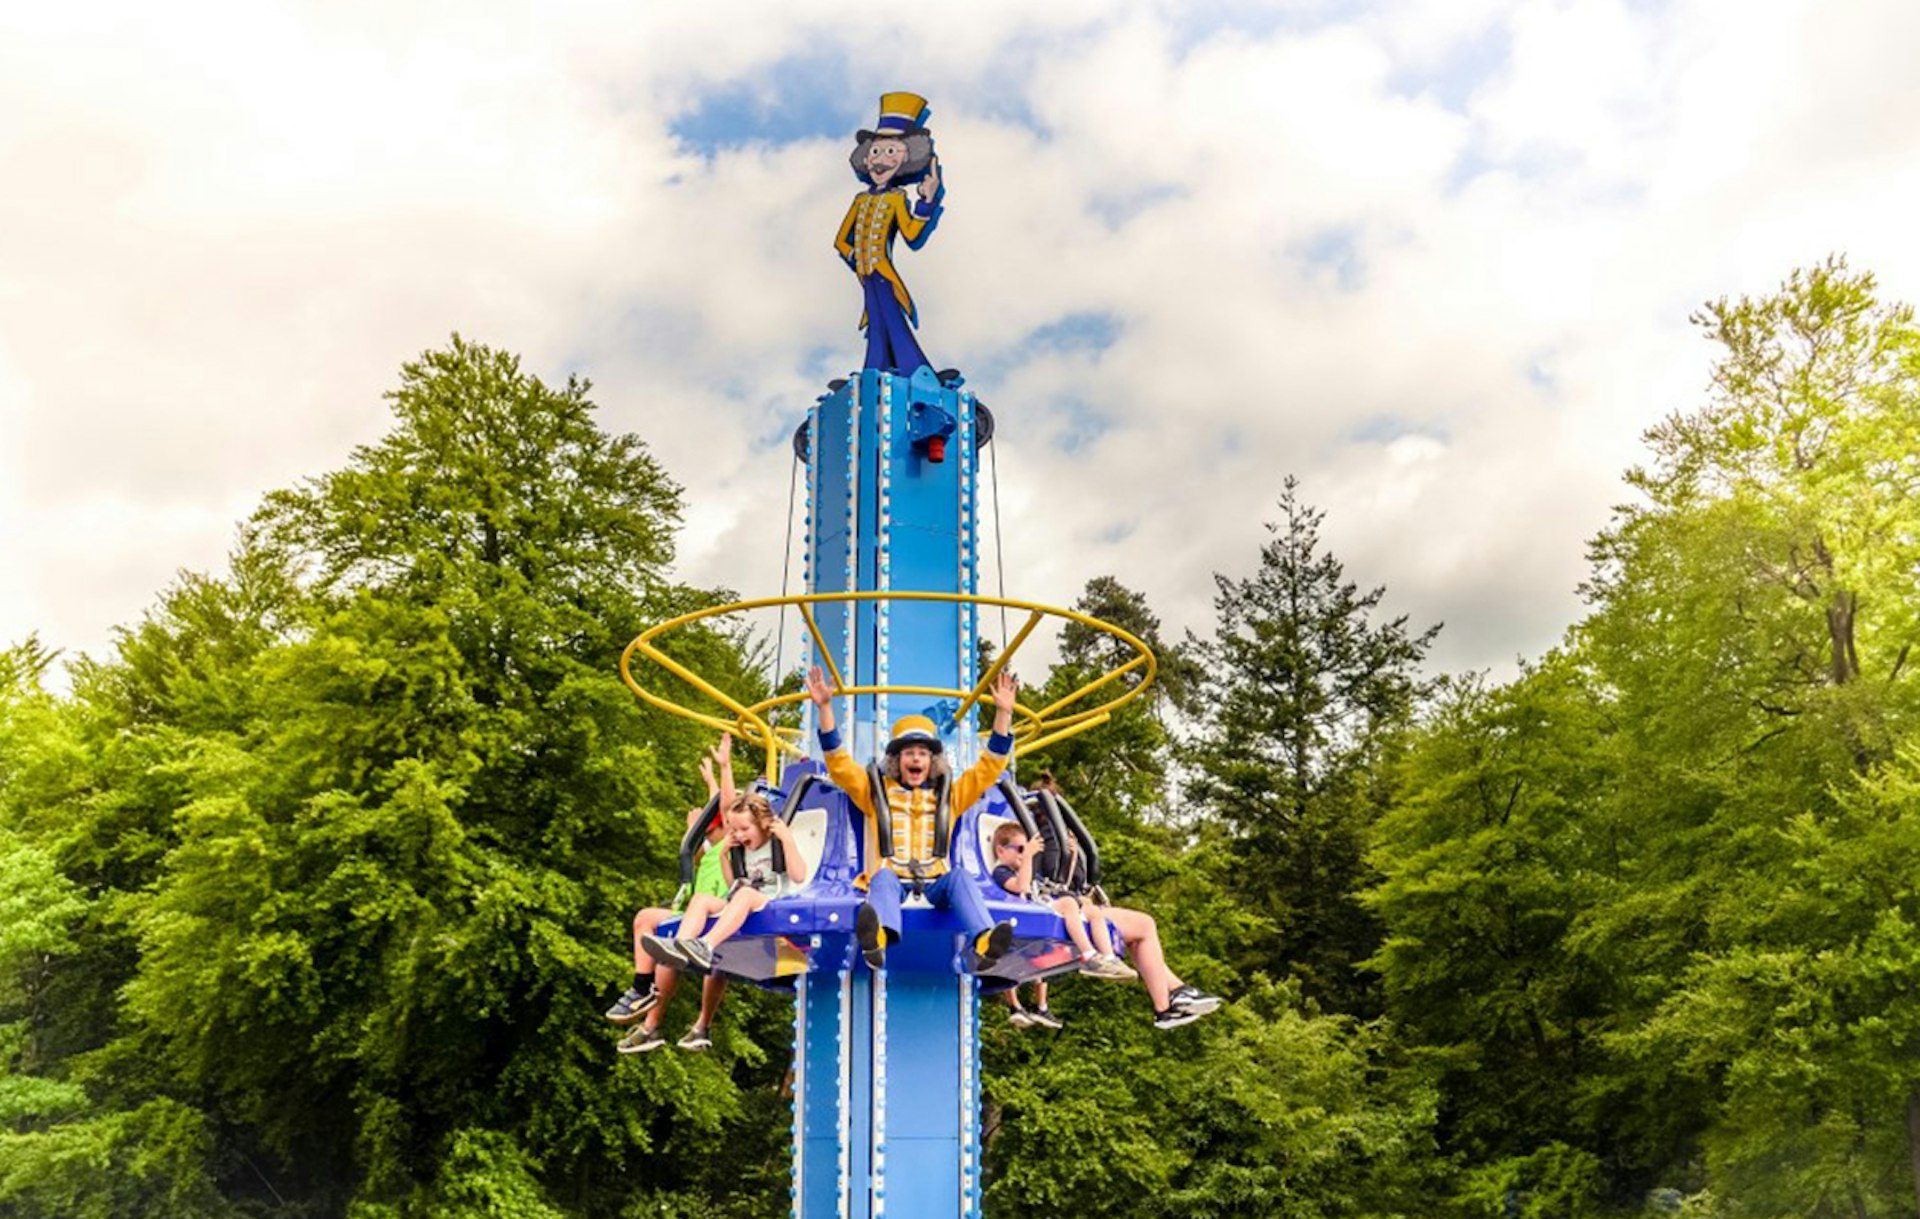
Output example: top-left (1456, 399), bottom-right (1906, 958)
top-left (794, 368), bottom-right (985, 1219)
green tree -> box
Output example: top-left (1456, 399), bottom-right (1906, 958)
top-left (1367, 657), bottom-right (1694, 1213)
top-left (1184, 478), bottom-right (1438, 1013)
top-left (1574, 260), bottom-right (1920, 1215)
top-left (1619, 746), bottom-right (1920, 1218)
top-left (3, 338), bottom-right (790, 1216)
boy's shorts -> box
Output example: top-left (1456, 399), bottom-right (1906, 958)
top-left (671, 847), bottom-right (730, 914)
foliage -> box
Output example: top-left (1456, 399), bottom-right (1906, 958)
top-left (1183, 477), bottom-right (1439, 1014)
top-left (6, 261), bottom-right (1920, 1217)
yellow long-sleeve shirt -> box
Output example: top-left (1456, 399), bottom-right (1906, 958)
top-left (833, 187), bottom-right (937, 326)
top-left (821, 730), bottom-right (1010, 881)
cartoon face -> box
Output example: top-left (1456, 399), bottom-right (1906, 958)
top-left (865, 137), bottom-right (907, 186)
top-left (896, 743), bottom-right (934, 785)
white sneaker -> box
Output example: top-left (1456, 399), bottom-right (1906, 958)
top-left (1080, 953), bottom-right (1138, 981)
top-left (1168, 985), bottom-right (1221, 1016)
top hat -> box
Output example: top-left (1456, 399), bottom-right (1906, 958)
top-left (859, 91), bottom-right (929, 140)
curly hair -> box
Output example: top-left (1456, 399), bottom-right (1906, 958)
top-left (850, 129), bottom-right (935, 186)
top-left (727, 791), bottom-right (776, 834)
top-left (881, 751), bottom-right (951, 785)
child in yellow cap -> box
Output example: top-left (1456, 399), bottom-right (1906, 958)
top-left (805, 665), bottom-right (1019, 971)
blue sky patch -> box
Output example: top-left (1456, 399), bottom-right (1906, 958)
top-left (1171, 0), bottom-right (1356, 54)
top-left (1088, 181), bottom-right (1187, 229)
top-left (669, 56), bottom-right (872, 154)
top-left (1344, 414), bottom-right (1451, 446)
top-left (960, 311), bottom-right (1123, 393)
top-left (1387, 19), bottom-right (1510, 111)
top-left (1045, 395), bottom-right (1113, 455)
top-left (1026, 311), bottom-right (1122, 355)
top-left (1293, 226), bottom-right (1366, 291)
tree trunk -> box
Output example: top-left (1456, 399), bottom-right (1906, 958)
top-left (1906, 1085), bottom-right (1920, 1219)
top-left (1828, 589), bottom-right (1860, 685)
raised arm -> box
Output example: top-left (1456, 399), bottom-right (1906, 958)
top-left (713, 733), bottom-right (736, 812)
top-left (952, 670), bottom-right (1019, 813)
top-left (808, 665), bottom-right (874, 816)
top-left (692, 732), bottom-right (736, 829)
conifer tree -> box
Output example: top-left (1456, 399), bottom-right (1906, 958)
top-left (1184, 478), bottom-right (1437, 1013)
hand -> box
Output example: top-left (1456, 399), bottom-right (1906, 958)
top-left (711, 732), bottom-right (733, 769)
top-left (1022, 835), bottom-right (1044, 859)
top-left (918, 155), bottom-right (940, 201)
top-left (991, 669), bottom-right (1018, 715)
top-left (806, 665), bottom-right (834, 710)
top-left (698, 755), bottom-right (716, 790)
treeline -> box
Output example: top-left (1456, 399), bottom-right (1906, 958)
top-left (4, 260), bottom-right (1919, 1217)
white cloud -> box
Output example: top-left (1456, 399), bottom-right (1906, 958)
top-left (4, 0), bottom-right (1919, 698)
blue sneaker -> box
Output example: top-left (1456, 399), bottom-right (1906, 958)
top-left (678, 938), bottom-right (715, 974)
top-left (604, 986), bottom-right (657, 1025)
top-left (856, 903), bottom-right (886, 971)
top-left (971, 921), bottom-right (1014, 972)
top-left (641, 934), bottom-right (689, 969)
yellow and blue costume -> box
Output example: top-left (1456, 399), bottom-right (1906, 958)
top-left (838, 91), bottom-right (944, 373)
top-left (818, 714), bottom-right (1012, 956)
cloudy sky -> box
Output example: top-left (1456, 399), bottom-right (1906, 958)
top-left (6, 0), bottom-right (1920, 687)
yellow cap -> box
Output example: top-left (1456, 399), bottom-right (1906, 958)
top-left (885, 714), bottom-right (943, 754)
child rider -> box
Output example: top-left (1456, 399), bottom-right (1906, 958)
top-left (806, 664), bottom-right (1019, 973)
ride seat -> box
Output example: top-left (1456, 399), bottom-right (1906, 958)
top-left (788, 806), bottom-right (830, 891)
top-left (970, 812), bottom-right (1016, 882)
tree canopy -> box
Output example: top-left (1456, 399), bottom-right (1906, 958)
top-left (7, 260), bottom-right (1920, 1216)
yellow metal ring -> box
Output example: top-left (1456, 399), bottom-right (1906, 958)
top-left (619, 590), bottom-right (1158, 783)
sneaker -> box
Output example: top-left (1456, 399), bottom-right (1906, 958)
top-left (1168, 985), bottom-right (1222, 1016)
top-left (604, 986), bottom-right (657, 1025)
top-left (1152, 1006), bottom-right (1204, 1030)
top-left (856, 903), bottom-right (886, 971)
top-left (971, 921), bottom-right (1014, 972)
top-left (1081, 953), bottom-right (1138, 982)
top-left (678, 938), bottom-right (714, 974)
top-left (676, 1025), bottom-right (714, 1052)
top-left (1008, 1008), bottom-right (1036, 1029)
top-left (640, 934), bottom-right (688, 969)
top-left (1027, 1006), bottom-right (1063, 1030)
top-left (616, 1026), bottom-right (667, 1054)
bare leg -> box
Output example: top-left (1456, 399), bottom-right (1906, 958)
top-left (677, 894), bottom-right (727, 940)
top-left (694, 976), bottom-right (727, 1031)
top-left (641, 967), bottom-right (683, 1032)
top-left (1034, 979), bottom-right (1049, 1010)
top-left (1105, 906), bottom-right (1180, 1011)
top-left (1082, 903), bottom-right (1119, 957)
top-left (632, 906), bottom-right (673, 975)
top-left (702, 889), bottom-right (770, 948)
top-left (1048, 896), bottom-right (1097, 957)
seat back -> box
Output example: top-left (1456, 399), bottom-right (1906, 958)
top-left (787, 806), bottom-right (831, 888)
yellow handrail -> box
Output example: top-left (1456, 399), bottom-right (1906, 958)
top-left (618, 590), bottom-right (1157, 783)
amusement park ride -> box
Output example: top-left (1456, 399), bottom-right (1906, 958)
top-left (618, 93), bottom-right (1158, 1219)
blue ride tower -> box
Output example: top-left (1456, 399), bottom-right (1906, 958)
top-left (619, 91), bottom-right (1154, 1219)
top-left (789, 364), bottom-right (994, 1219)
